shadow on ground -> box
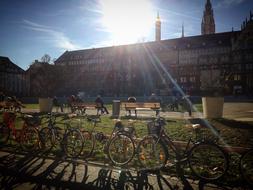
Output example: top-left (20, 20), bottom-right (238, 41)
top-left (0, 146), bottom-right (252, 190)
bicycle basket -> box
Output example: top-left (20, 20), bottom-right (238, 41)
top-left (122, 126), bottom-right (136, 136)
top-left (114, 121), bottom-right (124, 131)
top-left (147, 121), bottom-right (161, 135)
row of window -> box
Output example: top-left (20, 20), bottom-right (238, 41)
top-left (180, 76), bottom-right (196, 83)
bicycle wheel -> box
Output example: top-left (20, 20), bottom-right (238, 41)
top-left (21, 127), bottom-right (40, 151)
top-left (188, 142), bottom-right (228, 181)
top-left (108, 133), bottom-right (135, 166)
top-left (63, 129), bottom-right (84, 158)
top-left (0, 123), bottom-right (10, 144)
top-left (39, 127), bottom-right (55, 150)
top-left (81, 130), bottom-right (95, 159)
top-left (137, 135), bottom-right (168, 169)
top-left (240, 149), bottom-right (253, 186)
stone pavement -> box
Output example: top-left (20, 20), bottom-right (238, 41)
top-left (0, 148), bottom-right (250, 190)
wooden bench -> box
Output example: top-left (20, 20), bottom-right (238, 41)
top-left (70, 102), bottom-right (103, 115)
top-left (121, 102), bottom-right (161, 117)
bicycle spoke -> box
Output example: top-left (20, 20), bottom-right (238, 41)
top-left (21, 127), bottom-right (39, 151)
top-left (240, 149), bottom-right (253, 185)
top-left (80, 131), bottom-right (94, 159)
top-left (64, 130), bottom-right (84, 158)
top-left (108, 134), bottom-right (135, 166)
top-left (0, 123), bottom-right (10, 144)
top-left (137, 135), bottom-right (167, 169)
top-left (189, 143), bottom-right (228, 181)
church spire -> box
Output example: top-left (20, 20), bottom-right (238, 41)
top-left (181, 22), bottom-right (184, 38)
top-left (155, 12), bottom-right (161, 41)
top-left (201, 0), bottom-right (215, 35)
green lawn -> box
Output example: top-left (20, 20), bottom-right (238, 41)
top-left (24, 104), bottom-right (39, 109)
top-left (193, 103), bottom-right (203, 112)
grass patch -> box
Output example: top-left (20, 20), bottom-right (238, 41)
top-left (24, 104), bottom-right (39, 109)
top-left (193, 103), bottom-right (203, 112)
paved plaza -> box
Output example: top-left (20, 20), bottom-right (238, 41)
top-left (22, 102), bottom-right (253, 122)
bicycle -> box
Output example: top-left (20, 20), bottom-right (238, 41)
top-left (78, 117), bottom-right (135, 166)
top-left (39, 112), bottom-right (84, 158)
top-left (107, 119), bottom-right (136, 166)
top-left (0, 111), bottom-right (41, 151)
top-left (240, 148), bottom-right (253, 186)
top-left (136, 117), bottom-right (229, 181)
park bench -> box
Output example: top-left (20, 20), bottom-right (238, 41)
top-left (70, 102), bottom-right (103, 115)
top-left (121, 102), bottom-right (161, 117)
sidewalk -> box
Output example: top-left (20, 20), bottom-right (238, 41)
top-left (22, 102), bottom-right (253, 122)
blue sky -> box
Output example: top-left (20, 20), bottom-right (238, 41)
top-left (0, 0), bottom-right (252, 70)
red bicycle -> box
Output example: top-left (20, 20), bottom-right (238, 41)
top-left (0, 111), bottom-right (41, 151)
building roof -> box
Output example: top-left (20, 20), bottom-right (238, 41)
top-left (0, 56), bottom-right (24, 72)
top-left (54, 31), bottom-right (241, 64)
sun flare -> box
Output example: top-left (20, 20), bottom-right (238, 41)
top-left (99, 0), bottom-right (154, 44)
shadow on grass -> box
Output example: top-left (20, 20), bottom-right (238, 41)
top-left (212, 118), bottom-right (253, 130)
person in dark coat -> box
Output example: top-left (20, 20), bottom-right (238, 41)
top-left (127, 96), bottom-right (137, 116)
top-left (95, 95), bottom-right (109, 114)
top-left (148, 93), bottom-right (161, 116)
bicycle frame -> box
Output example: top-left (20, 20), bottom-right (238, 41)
top-left (152, 119), bottom-right (200, 164)
top-left (4, 112), bottom-right (33, 142)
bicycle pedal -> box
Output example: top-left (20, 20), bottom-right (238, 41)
top-left (175, 158), bottom-right (187, 164)
top-left (165, 162), bottom-right (175, 167)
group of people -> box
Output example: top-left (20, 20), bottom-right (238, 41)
top-left (52, 92), bottom-right (192, 116)
top-left (52, 94), bottom-right (109, 114)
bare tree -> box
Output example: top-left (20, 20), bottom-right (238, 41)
top-left (41, 54), bottom-right (51, 63)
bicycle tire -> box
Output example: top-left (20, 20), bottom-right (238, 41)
top-left (107, 133), bottom-right (135, 166)
top-left (62, 129), bottom-right (84, 158)
top-left (20, 127), bottom-right (40, 151)
top-left (188, 142), bottom-right (228, 181)
top-left (0, 122), bottom-right (10, 144)
top-left (240, 149), bottom-right (253, 186)
top-left (136, 135), bottom-right (168, 169)
top-left (39, 127), bottom-right (56, 150)
top-left (80, 130), bottom-right (95, 159)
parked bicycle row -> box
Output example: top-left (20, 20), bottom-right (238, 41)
top-left (0, 110), bottom-right (252, 186)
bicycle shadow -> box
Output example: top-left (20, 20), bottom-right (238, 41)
top-left (87, 167), bottom-right (182, 190)
top-left (1, 147), bottom-right (249, 190)
top-left (0, 147), bottom-right (192, 190)
top-left (0, 149), bottom-right (90, 189)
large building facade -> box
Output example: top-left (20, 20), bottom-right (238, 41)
top-left (0, 56), bottom-right (28, 96)
top-left (50, 1), bottom-right (253, 97)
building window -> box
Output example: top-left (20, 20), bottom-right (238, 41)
top-left (234, 74), bottom-right (241, 81)
top-left (180, 77), bottom-right (187, 83)
top-left (190, 76), bottom-right (196, 82)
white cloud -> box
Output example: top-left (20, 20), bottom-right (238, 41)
top-left (217, 0), bottom-right (246, 8)
top-left (22, 19), bottom-right (81, 50)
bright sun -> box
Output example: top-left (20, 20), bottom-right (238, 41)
top-left (99, 0), bottom-right (154, 44)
